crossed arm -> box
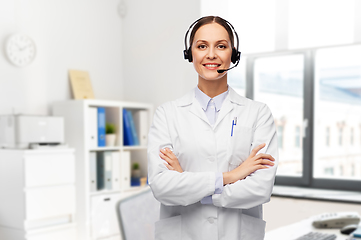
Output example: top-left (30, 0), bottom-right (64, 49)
top-left (159, 142), bottom-right (275, 185)
top-left (149, 103), bottom-right (278, 208)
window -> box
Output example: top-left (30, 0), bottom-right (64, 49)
top-left (338, 127), bottom-right (343, 146)
top-left (295, 126), bottom-right (301, 148)
top-left (340, 165), bottom-right (344, 176)
top-left (314, 45), bottom-right (361, 182)
top-left (253, 54), bottom-right (304, 177)
top-left (324, 167), bottom-right (334, 176)
top-left (325, 127), bottom-right (330, 147)
top-left (277, 125), bottom-right (284, 149)
top-left (228, 57), bottom-right (246, 96)
top-left (246, 45), bottom-right (361, 190)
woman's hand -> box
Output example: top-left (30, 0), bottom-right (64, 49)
top-left (223, 143), bottom-right (275, 185)
top-left (159, 148), bottom-right (183, 173)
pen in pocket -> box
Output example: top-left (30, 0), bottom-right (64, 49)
top-left (231, 117), bottom-right (237, 136)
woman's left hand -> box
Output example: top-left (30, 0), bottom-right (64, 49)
top-left (159, 148), bottom-right (183, 173)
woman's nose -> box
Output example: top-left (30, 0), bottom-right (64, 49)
top-left (207, 47), bottom-right (217, 59)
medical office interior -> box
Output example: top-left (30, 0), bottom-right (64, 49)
top-left (0, 0), bottom-right (361, 239)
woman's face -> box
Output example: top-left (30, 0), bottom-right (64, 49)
top-left (191, 22), bottom-right (232, 82)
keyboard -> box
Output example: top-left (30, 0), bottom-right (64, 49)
top-left (295, 232), bottom-right (337, 240)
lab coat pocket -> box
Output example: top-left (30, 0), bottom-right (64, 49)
top-left (155, 215), bottom-right (181, 240)
top-left (240, 213), bottom-right (266, 240)
top-left (227, 126), bottom-right (254, 171)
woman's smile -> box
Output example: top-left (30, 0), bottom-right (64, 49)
top-left (203, 63), bottom-right (221, 70)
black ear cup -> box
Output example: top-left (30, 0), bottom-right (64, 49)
top-left (183, 48), bottom-right (193, 62)
top-left (231, 48), bottom-right (241, 64)
top-left (187, 48), bottom-right (193, 62)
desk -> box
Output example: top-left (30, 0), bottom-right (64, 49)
top-left (265, 216), bottom-right (359, 240)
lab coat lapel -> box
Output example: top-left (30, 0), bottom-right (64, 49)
top-left (189, 100), bottom-right (209, 125)
top-left (213, 95), bottom-right (233, 129)
top-left (176, 88), bottom-right (210, 125)
top-left (213, 87), bottom-right (245, 129)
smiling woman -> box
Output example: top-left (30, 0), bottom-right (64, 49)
top-left (148, 16), bottom-right (279, 240)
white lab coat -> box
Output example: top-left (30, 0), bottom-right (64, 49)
top-left (148, 87), bottom-right (278, 240)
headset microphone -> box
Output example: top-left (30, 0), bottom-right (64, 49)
top-left (217, 58), bottom-right (240, 73)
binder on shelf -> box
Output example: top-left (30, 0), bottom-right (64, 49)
top-left (111, 151), bottom-right (121, 191)
top-left (134, 110), bottom-right (148, 146)
top-left (123, 109), bottom-right (134, 146)
top-left (88, 107), bottom-right (98, 148)
top-left (96, 151), bottom-right (105, 190)
top-left (127, 110), bottom-right (140, 145)
top-left (89, 152), bottom-right (97, 192)
top-left (104, 151), bottom-right (112, 190)
top-left (97, 107), bottom-right (106, 147)
top-left (121, 151), bottom-right (131, 190)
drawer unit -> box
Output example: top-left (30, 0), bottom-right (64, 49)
top-left (0, 149), bottom-right (76, 240)
top-left (27, 225), bottom-right (77, 240)
top-left (91, 193), bottom-right (122, 239)
top-left (25, 185), bottom-right (75, 227)
top-left (24, 152), bottom-right (75, 187)
top-left (0, 225), bottom-right (77, 240)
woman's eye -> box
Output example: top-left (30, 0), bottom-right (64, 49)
top-left (218, 45), bottom-right (227, 49)
top-left (198, 44), bottom-right (207, 49)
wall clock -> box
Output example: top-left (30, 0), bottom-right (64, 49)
top-left (5, 33), bottom-right (36, 67)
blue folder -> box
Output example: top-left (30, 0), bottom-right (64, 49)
top-left (97, 107), bottom-right (106, 147)
top-left (123, 109), bottom-right (134, 146)
top-left (127, 110), bottom-right (139, 145)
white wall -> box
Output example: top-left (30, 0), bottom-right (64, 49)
top-left (0, 0), bottom-right (124, 115)
top-left (121, 0), bottom-right (201, 108)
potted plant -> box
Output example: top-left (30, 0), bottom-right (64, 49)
top-left (105, 123), bottom-right (117, 146)
top-left (131, 162), bottom-right (141, 186)
top-left (131, 162), bottom-right (141, 178)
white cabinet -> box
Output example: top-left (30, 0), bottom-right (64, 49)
top-left (52, 99), bottom-right (153, 240)
top-left (90, 193), bottom-right (122, 239)
top-left (0, 149), bottom-right (76, 240)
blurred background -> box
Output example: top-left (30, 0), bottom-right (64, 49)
top-left (1, 0), bottom-right (361, 238)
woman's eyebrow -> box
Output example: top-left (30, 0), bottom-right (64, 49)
top-left (195, 39), bottom-right (229, 44)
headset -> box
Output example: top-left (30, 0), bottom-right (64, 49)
top-left (183, 16), bottom-right (241, 73)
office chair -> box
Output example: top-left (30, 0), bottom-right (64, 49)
top-left (117, 187), bottom-right (160, 240)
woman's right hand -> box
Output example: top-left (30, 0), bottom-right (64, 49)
top-left (223, 143), bottom-right (275, 185)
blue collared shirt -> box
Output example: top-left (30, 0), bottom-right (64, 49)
top-left (195, 87), bottom-right (229, 126)
top-left (195, 86), bottom-right (228, 204)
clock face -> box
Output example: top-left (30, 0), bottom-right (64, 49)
top-left (6, 34), bottom-right (36, 67)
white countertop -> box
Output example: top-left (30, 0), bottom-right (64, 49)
top-left (272, 185), bottom-right (361, 203)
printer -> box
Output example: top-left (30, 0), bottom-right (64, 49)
top-left (0, 115), bottom-right (64, 149)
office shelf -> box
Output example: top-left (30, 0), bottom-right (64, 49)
top-left (52, 99), bottom-right (153, 240)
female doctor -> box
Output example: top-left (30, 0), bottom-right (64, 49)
top-left (147, 16), bottom-right (278, 240)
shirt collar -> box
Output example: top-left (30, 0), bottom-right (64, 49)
top-left (195, 86), bottom-right (229, 112)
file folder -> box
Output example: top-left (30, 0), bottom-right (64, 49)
top-left (123, 109), bottom-right (133, 146)
top-left (89, 151), bottom-right (97, 192)
top-left (104, 151), bottom-right (112, 190)
top-left (88, 107), bottom-right (98, 148)
top-left (97, 107), bottom-right (106, 147)
top-left (134, 110), bottom-right (148, 146)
